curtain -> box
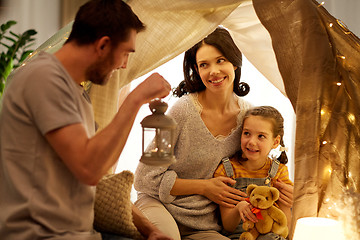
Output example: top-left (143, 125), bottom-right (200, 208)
top-left (89, 0), bottom-right (243, 129)
top-left (60, 0), bottom-right (89, 27)
top-left (253, 0), bottom-right (360, 238)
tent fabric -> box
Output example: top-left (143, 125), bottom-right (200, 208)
top-left (253, 0), bottom-right (360, 237)
top-left (221, 1), bottom-right (286, 97)
top-left (13, 0), bottom-right (359, 238)
top-left (89, 0), bottom-right (243, 129)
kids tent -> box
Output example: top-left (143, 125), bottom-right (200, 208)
top-left (22, 0), bottom-right (360, 237)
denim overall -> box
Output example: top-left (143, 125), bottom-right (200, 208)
top-left (221, 157), bottom-right (286, 240)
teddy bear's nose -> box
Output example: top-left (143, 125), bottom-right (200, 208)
top-left (255, 197), bottom-right (261, 202)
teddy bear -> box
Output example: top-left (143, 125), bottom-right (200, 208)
top-left (239, 184), bottom-right (288, 240)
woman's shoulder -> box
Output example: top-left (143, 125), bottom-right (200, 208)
top-left (167, 93), bottom-right (198, 125)
top-left (169, 93), bottom-right (197, 113)
top-left (235, 96), bottom-right (252, 123)
top-left (236, 96), bottom-right (253, 111)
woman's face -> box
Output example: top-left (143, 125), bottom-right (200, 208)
top-left (241, 115), bottom-right (280, 164)
top-left (196, 44), bottom-right (237, 94)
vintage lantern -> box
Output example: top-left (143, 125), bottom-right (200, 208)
top-left (140, 99), bottom-right (177, 166)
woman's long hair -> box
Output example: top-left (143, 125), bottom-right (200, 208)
top-left (173, 27), bottom-right (249, 97)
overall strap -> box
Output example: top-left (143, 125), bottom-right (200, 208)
top-left (265, 157), bottom-right (280, 185)
top-left (221, 157), bottom-right (234, 178)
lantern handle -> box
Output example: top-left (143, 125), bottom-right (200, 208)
top-left (149, 99), bottom-right (168, 114)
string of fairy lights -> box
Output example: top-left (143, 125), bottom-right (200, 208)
top-left (316, 1), bottom-right (359, 239)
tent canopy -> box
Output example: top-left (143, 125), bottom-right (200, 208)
top-left (21, 0), bottom-right (360, 238)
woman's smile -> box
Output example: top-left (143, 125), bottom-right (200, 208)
top-left (209, 76), bottom-right (226, 84)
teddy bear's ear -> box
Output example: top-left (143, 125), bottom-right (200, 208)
top-left (270, 187), bottom-right (280, 201)
top-left (246, 184), bottom-right (258, 196)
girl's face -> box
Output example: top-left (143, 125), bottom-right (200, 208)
top-left (241, 115), bottom-right (280, 164)
top-left (195, 44), bottom-right (237, 94)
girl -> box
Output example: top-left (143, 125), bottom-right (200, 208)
top-left (214, 106), bottom-right (293, 240)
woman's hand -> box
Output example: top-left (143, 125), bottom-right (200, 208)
top-left (236, 201), bottom-right (258, 223)
top-left (273, 179), bottom-right (293, 208)
top-left (203, 176), bottom-right (247, 208)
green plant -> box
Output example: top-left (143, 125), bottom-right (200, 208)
top-left (0, 20), bottom-right (37, 96)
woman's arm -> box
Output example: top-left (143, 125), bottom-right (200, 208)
top-left (273, 179), bottom-right (293, 208)
top-left (170, 177), bottom-right (247, 207)
top-left (277, 202), bottom-right (292, 231)
top-left (273, 179), bottom-right (293, 230)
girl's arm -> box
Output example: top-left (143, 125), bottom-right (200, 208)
top-left (219, 201), bottom-right (258, 232)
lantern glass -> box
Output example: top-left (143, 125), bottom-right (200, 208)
top-left (140, 99), bottom-right (176, 166)
top-left (143, 127), bottom-right (173, 158)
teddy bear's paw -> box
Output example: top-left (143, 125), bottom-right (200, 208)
top-left (242, 221), bottom-right (254, 231)
top-left (272, 228), bottom-right (288, 238)
top-left (239, 232), bottom-right (255, 240)
top-left (272, 223), bottom-right (288, 238)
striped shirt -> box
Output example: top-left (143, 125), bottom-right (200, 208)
top-left (213, 156), bottom-right (293, 186)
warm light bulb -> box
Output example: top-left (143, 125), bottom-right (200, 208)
top-left (347, 113), bottom-right (355, 124)
top-left (336, 82), bottom-right (342, 86)
top-left (322, 140), bottom-right (328, 145)
top-left (293, 217), bottom-right (345, 240)
top-left (329, 23), bottom-right (333, 27)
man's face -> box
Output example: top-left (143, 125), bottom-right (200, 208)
top-left (86, 29), bottom-right (137, 85)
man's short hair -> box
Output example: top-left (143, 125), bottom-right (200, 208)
top-left (66, 0), bottom-right (145, 46)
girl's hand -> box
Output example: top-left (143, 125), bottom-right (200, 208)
top-left (273, 179), bottom-right (293, 208)
top-left (203, 177), bottom-right (247, 208)
top-left (236, 201), bottom-right (258, 223)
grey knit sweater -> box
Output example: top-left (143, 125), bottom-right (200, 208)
top-left (134, 93), bottom-right (251, 231)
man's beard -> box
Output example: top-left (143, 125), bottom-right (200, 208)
top-left (85, 52), bottom-right (115, 85)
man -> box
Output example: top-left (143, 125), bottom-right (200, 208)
top-left (0, 0), bottom-right (172, 239)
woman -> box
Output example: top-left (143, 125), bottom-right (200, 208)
top-left (134, 27), bottom-right (252, 240)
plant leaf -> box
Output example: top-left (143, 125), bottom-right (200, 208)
top-left (4, 36), bottom-right (16, 43)
top-left (24, 42), bottom-right (35, 48)
top-left (0, 79), bottom-right (4, 94)
top-left (9, 31), bottom-right (20, 38)
top-left (0, 42), bottom-right (11, 48)
top-left (19, 50), bottom-right (33, 63)
top-left (1, 58), bottom-right (13, 83)
top-left (0, 20), bottom-right (37, 96)
top-left (0, 20), bottom-right (17, 32)
top-left (23, 29), bottom-right (37, 36)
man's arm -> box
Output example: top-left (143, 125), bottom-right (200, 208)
top-left (45, 73), bottom-right (171, 185)
top-left (132, 204), bottom-right (173, 240)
